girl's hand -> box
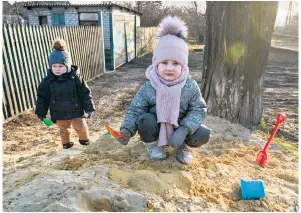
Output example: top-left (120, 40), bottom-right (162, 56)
top-left (117, 136), bottom-right (129, 145)
top-left (169, 126), bottom-right (189, 148)
top-left (117, 129), bottom-right (131, 145)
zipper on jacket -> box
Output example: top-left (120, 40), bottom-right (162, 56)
top-left (72, 77), bottom-right (78, 107)
top-left (51, 83), bottom-right (56, 103)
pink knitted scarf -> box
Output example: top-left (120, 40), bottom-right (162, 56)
top-left (145, 65), bottom-right (188, 146)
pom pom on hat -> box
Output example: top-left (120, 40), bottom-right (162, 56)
top-left (49, 38), bottom-right (72, 71)
top-left (157, 16), bottom-right (188, 40)
top-left (52, 38), bottom-right (68, 51)
top-left (153, 16), bottom-right (189, 66)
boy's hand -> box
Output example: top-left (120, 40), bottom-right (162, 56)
top-left (169, 126), bottom-right (189, 148)
top-left (117, 129), bottom-right (130, 145)
top-left (87, 112), bottom-right (93, 119)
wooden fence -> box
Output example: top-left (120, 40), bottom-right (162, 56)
top-left (136, 27), bottom-right (157, 57)
top-left (2, 25), bottom-right (105, 120)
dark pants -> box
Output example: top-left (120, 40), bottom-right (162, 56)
top-left (137, 113), bottom-right (211, 148)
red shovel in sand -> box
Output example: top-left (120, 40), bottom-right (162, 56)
top-left (256, 113), bottom-right (286, 168)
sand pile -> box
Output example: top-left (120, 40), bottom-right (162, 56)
top-left (80, 124), bottom-right (298, 211)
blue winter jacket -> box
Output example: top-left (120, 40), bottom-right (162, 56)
top-left (120, 77), bottom-right (207, 138)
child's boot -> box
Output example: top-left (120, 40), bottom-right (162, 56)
top-left (176, 144), bottom-right (193, 164)
top-left (63, 142), bottom-right (74, 149)
top-left (145, 142), bottom-right (167, 160)
top-left (79, 139), bottom-right (90, 145)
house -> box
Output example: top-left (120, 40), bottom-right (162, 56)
top-left (23, 2), bottom-right (142, 70)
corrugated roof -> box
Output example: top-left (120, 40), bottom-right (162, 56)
top-left (23, 2), bottom-right (141, 15)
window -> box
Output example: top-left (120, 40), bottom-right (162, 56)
top-left (52, 13), bottom-right (65, 26)
top-left (79, 13), bottom-right (98, 26)
top-left (39, 16), bottom-right (48, 25)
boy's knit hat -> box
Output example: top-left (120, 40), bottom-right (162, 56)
top-left (152, 16), bottom-right (189, 67)
top-left (49, 39), bottom-right (72, 71)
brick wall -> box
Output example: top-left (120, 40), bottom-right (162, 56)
top-left (65, 8), bottom-right (79, 26)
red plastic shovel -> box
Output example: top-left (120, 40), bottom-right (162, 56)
top-left (256, 113), bottom-right (286, 168)
top-left (104, 124), bottom-right (128, 140)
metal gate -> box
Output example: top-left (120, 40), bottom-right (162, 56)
top-left (112, 14), bottom-right (136, 68)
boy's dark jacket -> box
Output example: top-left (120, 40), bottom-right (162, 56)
top-left (35, 65), bottom-right (95, 121)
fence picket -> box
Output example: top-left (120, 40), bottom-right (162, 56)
top-left (72, 26), bottom-right (82, 74)
top-left (87, 26), bottom-right (94, 80)
top-left (95, 27), bottom-right (102, 76)
top-left (79, 27), bottom-right (87, 80)
top-left (68, 27), bottom-right (79, 67)
top-left (82, 26), bottom-right (89, 79)
top-left (90, 26), bottom-right (98, 78)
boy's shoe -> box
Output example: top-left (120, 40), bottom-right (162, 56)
top-left (176, 144), bottom-right (193, 164)
top-left (79, 139), bottom-right (90, 145)
top-left (145, 142), bottom-right (167, 160)
top-left (63, 142), bottom-right (74, 149)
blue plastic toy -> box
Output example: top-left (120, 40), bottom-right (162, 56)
top-left (240, 179), bottom-right (265, 200)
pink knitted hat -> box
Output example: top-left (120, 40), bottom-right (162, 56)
top-left (152, 16), bottom-right (189, 67)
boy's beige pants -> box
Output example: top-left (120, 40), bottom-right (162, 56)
top-left (56, 118), bottom-right (89, 144)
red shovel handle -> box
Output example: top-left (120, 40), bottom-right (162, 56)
top-left (276, 113), bottom-right (286, 124)
top-left (262, 113), bottom-right (286, 152)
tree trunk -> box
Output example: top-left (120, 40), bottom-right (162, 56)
top-left (201, 1), bottom-right (278, 127)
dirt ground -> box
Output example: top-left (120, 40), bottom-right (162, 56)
top-left (2, 46), bottom-right (298, 211)
top-left (263, 48), bottom-right (298, 141)
top-left (271, 35), bottom-right (298, 52)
